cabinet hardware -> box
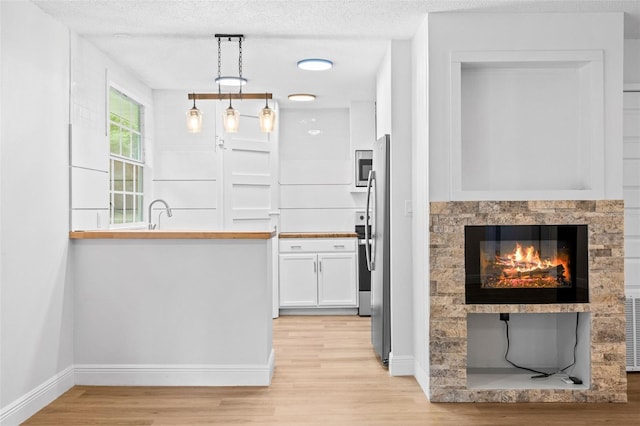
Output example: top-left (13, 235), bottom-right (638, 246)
top-left (319, 261), bottom-right (322, 272)
top-left (291, 245), bottom-right (302, 249)
top-left (314, 261), bottom-right (317, 272)
top-left (334, 244), bottom-right (345, 248)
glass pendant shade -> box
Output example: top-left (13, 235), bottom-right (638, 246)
top-left (223, 105), bottom-right (240, 133)
top-left (186, 106), bottom-right (203, 133)
top-left (259, 106), bottom-right (275, 133)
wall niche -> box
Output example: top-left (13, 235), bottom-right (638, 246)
top-left (450, 50), bottom-right (605, 201)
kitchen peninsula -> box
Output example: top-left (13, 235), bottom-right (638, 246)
top-left (69, 230), bottom-right (276, 386)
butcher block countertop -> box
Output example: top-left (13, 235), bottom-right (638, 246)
top-left (279, 232), bottom-right (357, 239)
top-left (69, 230), bottom-right (276, 240)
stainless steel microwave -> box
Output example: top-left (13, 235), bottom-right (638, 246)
top-left (355, 150), bottom-right (373, 187)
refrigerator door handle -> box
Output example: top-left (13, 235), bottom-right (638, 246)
top-left (365, 170), bottom-right (376, 271)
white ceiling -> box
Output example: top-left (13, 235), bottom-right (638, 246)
top-left (32, 0), bottom-right (640, 109)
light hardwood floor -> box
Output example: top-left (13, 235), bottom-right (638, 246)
top-left (24, 316), bottom-right (639, 425)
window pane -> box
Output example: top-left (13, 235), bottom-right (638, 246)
top-left (113, 193), bottom-right (124, 224)
top-left (121, 129), bottom-right (131, 158)
top-left (136, 195), bottom-right (143, 222)
top-left (113, 160), bottom-right (123, 191)
top-left (137, 166), bottom-right (144, 192)
top-left (131, 105), bottom-right (140, 131)
top-left (125, 162), bottom-right (134, 192)
top-left (131, 133), bottom-right (141, 161)
top-left (125, 194), bottom-right (134, 223)
top-left (110, 124), bottom-right (121, 155)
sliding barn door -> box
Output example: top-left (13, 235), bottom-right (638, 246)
top-left (218, 102), bottom-right (279, 231)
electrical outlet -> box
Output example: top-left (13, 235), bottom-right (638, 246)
top-left (500, 313), bottom-right (510, 321)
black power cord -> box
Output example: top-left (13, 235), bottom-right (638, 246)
top-left (501, 312), bottom-right (580, 379)
top-left (559, 312), bottom-right (580, 373)
top-left (502, 317), bottom-right (552, 377)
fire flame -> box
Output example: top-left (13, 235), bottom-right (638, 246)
top-left (499, 243), bottom-right (555, 272)
top-left (480, 242), bottom-right (571, 288)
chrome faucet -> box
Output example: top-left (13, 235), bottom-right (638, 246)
top-left (148, 199), bottom-right (172, 229)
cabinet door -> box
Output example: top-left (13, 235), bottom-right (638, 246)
top-left (317, 253), bottom-right (357, 307)
top-left (279, 254), bottom-right (318, 307)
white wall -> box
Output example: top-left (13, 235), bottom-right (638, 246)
top-left (279, 107), bottom-right (368, 232)
top-left (624, 40), bottom-right (640, 293)
top-left (70, 34), bottom-right (154, 230)
top-left (625, 39), bottom-right (640, 87)
top-left (428, 13), bottom-right (624, 202)
top-left (411, 15), bottom-right (430, 395)
top-left (0, 2), bottom-right (74, 424)
top-left (376, 41), bottom-right (414, 376)
top-left (151, 90), bottom-right (221, 229)
top-left (624, 92), bottom-right (640, 292)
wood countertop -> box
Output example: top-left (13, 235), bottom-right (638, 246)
top-left (279, 232), bottom-right (357, 239)
top-left (69, 230), bottom-right (277, 240)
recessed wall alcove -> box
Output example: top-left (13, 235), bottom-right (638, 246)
top-left (429, 200), bottom-right (626, 403)
top-left (450, 50), bottom-right (605, 201)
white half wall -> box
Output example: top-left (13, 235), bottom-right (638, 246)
top-left (72, 238), bottom-right (274, 386)
top-left (1, 2), bottom-right (73, 424)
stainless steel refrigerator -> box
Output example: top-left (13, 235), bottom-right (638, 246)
top-left (365, 134), bottom-right (391, 366)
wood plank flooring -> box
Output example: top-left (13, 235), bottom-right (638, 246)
top-left (24, 316), bottom-right (640, 425)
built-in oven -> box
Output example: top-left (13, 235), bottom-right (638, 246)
top-left (355, 211), bottom-right (371, 316)
top-left (355, 150), bottom-right (373, 187)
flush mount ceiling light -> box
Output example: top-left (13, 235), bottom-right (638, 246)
top-left (185, 34), bottom-right (275, 134)
top-left (288, 93), bottom-right (316, 102)
top-left (215, 76), bottom-right (247, 87)
top-left (297, 58), bottom-right (333, 71)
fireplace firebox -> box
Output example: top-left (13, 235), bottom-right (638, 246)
top-left (465, 225), bottom-right (588, 304)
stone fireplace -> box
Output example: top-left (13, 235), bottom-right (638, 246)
top-left (429, 200), bottom-right (626, 403)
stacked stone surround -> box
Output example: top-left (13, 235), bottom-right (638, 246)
top-left (429, 200), bottom-right (626, 403)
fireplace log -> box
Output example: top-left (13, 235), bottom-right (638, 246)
top-left (498, 264), bottom-right (566, 280)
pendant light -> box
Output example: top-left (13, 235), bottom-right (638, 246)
top-left (186, 35), bottom-right (276, 134)
top-left (223, 94), bottom-right (240, 133)
top-left (185, 95), bottom-right (202, 133)
top-left (259, 93), bottom-right (275, 133)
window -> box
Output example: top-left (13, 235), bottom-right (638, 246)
top-left (109, 88), bottom-right (144, 225)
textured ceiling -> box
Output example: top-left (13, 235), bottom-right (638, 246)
top-left (32, 0), bottom-right (640, 108)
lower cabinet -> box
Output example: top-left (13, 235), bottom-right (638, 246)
top-left (279, 238), bottom-right (357, 308)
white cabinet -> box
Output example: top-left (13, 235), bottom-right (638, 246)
top-left (279, 254), bottom-right (318, 306)
top-left (279, 238), bottom-right (357, 308)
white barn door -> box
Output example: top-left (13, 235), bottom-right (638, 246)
top-left (218, 102), bottom-right (279, 231)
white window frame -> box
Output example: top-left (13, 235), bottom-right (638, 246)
top-left (108, 86), bottom-right (146, 227)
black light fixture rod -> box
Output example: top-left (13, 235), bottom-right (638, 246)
top-left (214, 34), bottom-right (244, 40)
top-left (189, 93), bottom-right (272, 100)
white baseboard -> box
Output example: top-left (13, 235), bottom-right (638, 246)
top-left (388, 353), bottom-right (414, 376)
top-left (75, 350), bottom-right (276, 386)
top-left (0, 365), bottom-right (74, 426)
top-left (279, 308), bottom-right (359, 316)
top-left (413, 360), bottom-right (431, 400)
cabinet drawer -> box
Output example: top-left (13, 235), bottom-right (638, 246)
top-left (279, 238), bottom-right (356, 253)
